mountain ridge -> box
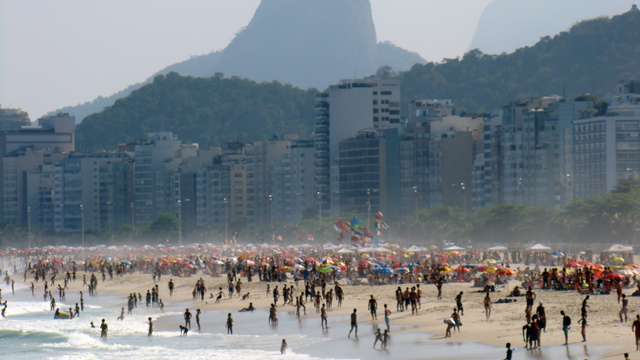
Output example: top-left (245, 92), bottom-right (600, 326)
top-left (470, 0), bottom-right (636, 54)
top-left (76, 7), bottom-right (640, 152)
top-left (54, 0), bottom-right (424, 123)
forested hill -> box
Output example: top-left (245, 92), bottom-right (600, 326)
top-left (401, 6), bottom-right (640, 112)
top-left (76, 74), bottom-right (316, 152)
top-left (77, 8), bottom-right (640, 151)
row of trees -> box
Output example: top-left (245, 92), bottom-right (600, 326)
top-left (394, 181), bottom-right (640, 246)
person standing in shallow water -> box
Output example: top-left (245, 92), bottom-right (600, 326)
top-left (184, 308), bottom-right (192, 329)
top-left (226, 313), bottom-right (233, 334)
top-left (280, 339), bottom-right (287, 354)
top-left (504, 342), bottom-right (513, 360)
top-left (561, 310), bottom-right (571, 345)
top-left (348, 308), bottom-right (358, 338)
top-left (100, 319), bottom-right (108, 339)
top-left (148, 317), bottom-right (153, 336)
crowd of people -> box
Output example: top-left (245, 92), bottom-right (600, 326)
top-left (1, 242), bottom-right (640, 360)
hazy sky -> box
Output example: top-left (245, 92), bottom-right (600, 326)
top-left (0, 0), bottom-right (492, 119)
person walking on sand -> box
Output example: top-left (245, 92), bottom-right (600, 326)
top-left (561, 310), bottom-right (571, 345)
top-left (148, 317), bottom-right (153, 336)
top-left (384, 304), bottom-right (391, 331)
top-left (578, 315), bottom-right (587, 342)
top-left (348, 309), bottom-right (358, 339)
top-left (525, 286), bottom-right (536, 313)
top-left (621, 294), bottom-right (629, 323)
top-left (320, 303), bottom-right (328, 331)
top-left (368, 295), bottom-right (378, 320)
top-left (373, 328), bottom-right (383, 348)
top-left (632, 315), bottom-right (640, 351)
top-left (581, 295), bottom-right (589, 318)
top-left (280, 339), bottom-right (287, 354)
top-left (226, 313), bottom-right (233, 334)
top-left (483, 291), bottom-right (492, 320)
top-left (455, 292), bottom-right (464, 316)
top-left (168, 279), bottom-right (174, 296)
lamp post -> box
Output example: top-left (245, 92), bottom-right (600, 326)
top-left (223, 197), bottom-right (229, 244)
top-left (460, 181), bottom-right (467, 213)
top-left (177, 199), bottom-right (183, 245)
top-left (267, 194), bottom-right (273, 241)
top-left (80, 203), bottom-right (85, 249)
top-left (413, 185), bottom-right (419, 219)
top-left (129, 201), bottom-right (135, 237)
top-left (316, 191), bottom-right (322, 223)
top-left (366, 188), bottom-right (372, 230)
top-left (27, 205), bottom-right (32, 249)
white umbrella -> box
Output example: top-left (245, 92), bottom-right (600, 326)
top-left (605, 244), bottom-right (633, 253)
top-left (406, 245), bottom-right (427, 252)
top-left (444, 245), bottom-right (465, 251)
top-left (528, 243), bottom-right (551, 252)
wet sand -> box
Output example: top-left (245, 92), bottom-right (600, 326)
top-left (59, 272), bottom-right (635, 359)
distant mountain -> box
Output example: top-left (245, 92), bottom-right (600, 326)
top-left (56, 0), bottom-right (424, 123)
top-left (470, 0), bottom-right (637, 54)
top-left (404, 6), bottom-right (640, 112)
top-left (76, 73), bottom-right (316, 152)
top-left (79, 7), bottom-right (640, 152)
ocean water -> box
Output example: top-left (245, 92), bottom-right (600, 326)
top-left (0, 281), bottom-right (608, 360)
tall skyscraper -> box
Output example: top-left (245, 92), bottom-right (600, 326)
top-left (314, 75), bottom-right (401, 216)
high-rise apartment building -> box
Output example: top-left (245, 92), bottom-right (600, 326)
top-left (338, 128), bottom-right (401, 220)
top-left (272, 139), bottom-right (316, 225)
top-left (574, 82), bottom-right (640, 198)
top-left (314, 75), bottom-right (401, 216)
top-left (0, 113), bottom-right (75, 156)
top-left (133, 132), bottom-right (197, 226)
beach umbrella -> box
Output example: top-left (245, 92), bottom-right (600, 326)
top-left (607, 273), bottom-right (625, 281)
top-left (337, 248), bottom-right (354, 254)
top-left (612, 256), bottom-right (625, 264)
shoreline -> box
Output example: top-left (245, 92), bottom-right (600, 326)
top-left (52, 271), bottom-right (636, 359)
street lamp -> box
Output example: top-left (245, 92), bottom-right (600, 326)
top-left (460, 182), bottom-right (467, 212)
top-left (316, 191), bottom-right (322, 223)
top-left (412, 185), bottom-right (419, 215)
top-left (80, 203), bottom-right (85, 249)
top-left (27, 205), bottom-right (32, 249)
top-left (176, 199), bottom-right (183, 245)
top-left (366, 188), bottom-right (372, 230)
top-left (129, 201), bottom-right (135, 236)
top-left (267, 194), bottom-right (273, 241)
top-left (223, 197), bottom-right (229, 244)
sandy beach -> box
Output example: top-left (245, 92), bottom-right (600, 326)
top-left (46, 270), bottom-right (639, 359)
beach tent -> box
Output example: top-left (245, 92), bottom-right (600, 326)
top-left (604, 244), bottom-right (633, 253)
top-left (487, 245), bottom-right (508, 251)
top-left (602, 244), bottom-right (634, 264)
top-left (443, 245), bottom-right (465, 251)
top-left (528, 244), bottom-right (552, 252)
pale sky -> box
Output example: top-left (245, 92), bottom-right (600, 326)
top-left (0, 0), bottom-right (492, 119)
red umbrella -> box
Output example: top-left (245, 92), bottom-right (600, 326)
top-left (607, 273), bottom-right (625, 281)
